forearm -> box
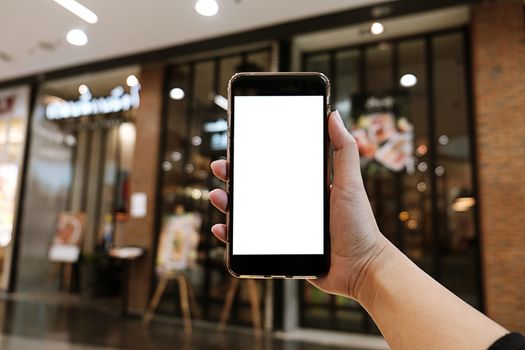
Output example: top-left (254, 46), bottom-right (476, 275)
top-left (357, 239), bottom-right (507, 350)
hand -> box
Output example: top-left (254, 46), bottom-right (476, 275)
top-left (209, 111), bottom-right (388, 300)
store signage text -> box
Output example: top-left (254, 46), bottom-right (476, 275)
top-left (45, 85), bottom-right (140, 120)
top-left (365, 95), bottom-right (394, 110)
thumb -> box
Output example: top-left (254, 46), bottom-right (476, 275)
top-left (328, 111), bottom-right (362, 189)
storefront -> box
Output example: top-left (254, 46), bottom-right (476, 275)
top-left (146, 5), bottom-right (480, 334)
top-left (15, 66), bottom-right (140, 296)
top-left (298, 26), bottom-right (478, 334)
top-left (1, 0), bottom-right (523, 336)
top-left (155, 45), bottom-right (275, 325)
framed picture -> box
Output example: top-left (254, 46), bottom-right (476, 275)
top-left (156, 213), bottom-right (201, 274)
top-left (48, 212), bottom-right (86, 263)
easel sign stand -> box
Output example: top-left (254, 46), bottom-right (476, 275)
top-left (47, 212), bottom-right (86, 292)
top-left (143, 213), bottom-right (201, 335)
top-left (218, 278), bottom-right (263, 340)
top-left (143, 270), bottom-right (201, 335)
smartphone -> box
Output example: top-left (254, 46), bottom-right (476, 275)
top-left (226, 72), bottom-right (330, 279)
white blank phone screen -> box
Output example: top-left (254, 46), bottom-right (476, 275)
top-left (232, 95), bottom-right (324, 255)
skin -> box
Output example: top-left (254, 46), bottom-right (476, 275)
top-left (209, 111), bottom-right (508, 350)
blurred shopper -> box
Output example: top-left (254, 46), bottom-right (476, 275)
top-left (209, 111), bottom-right (525, 350)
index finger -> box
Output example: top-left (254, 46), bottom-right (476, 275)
top-left (211, 160), bottom-right (228, 182)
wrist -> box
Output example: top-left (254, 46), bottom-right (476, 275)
top-left (352, 236), bottom-right (395, 303)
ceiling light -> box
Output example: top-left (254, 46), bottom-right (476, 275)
top-left (170, 88), bottom-right (185, 100)
top-left (195, 0), bottom-right (219, 16)
top-left (78, 84), bottom-right (89, 95)
top-left (400, 74), bottom-right (417, 87)
top-left (370, 22), bottom-right (384, 35)
top-left (53, 0), bottom-right (98, 24)
top-left (126, 75), bottom-right (139, 87)
top-left (66, 29), bottom-right (88, 46)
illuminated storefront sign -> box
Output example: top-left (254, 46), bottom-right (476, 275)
top-left (45, 85), bottom-right (140, 120)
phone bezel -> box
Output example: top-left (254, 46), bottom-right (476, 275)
top-left (226, 72), bottom-right (330, 279)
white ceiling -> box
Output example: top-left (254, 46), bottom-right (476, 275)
top-left (0, 0), bottom-right (386, 82)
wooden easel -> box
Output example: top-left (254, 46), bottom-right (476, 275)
top-left (143, 271), bottom-right (201, 335)
top-left (218, 279), bottom-right (263, 339)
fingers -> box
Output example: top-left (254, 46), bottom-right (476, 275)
top-left (209, 189), bottom-right (228, 213)
top-left (328, 111), bottom-right (362, 189)
top-left (211, 160), bottom-right (228, 182)
top-left (210, 163), bottom-right (228, 243)
top-left (211, 224), bottom-right (227, 243)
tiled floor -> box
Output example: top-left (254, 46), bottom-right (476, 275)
top-left (0, 293), bottom-right (386, 350)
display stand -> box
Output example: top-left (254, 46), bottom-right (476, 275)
top-left (218, 278), bottom-right (262, 339)
top-left (143, 271), bottom-right (201, 335)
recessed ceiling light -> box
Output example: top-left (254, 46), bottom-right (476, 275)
top-left (78, 84), bottom-right (89, 94)
top-left (370, 22), bottom-right (384, 35)
top-left (53, 0), bottom-right (98, 24)
top-left (400, 73), bottom-right (417, 87)
top-left (126, 75), bottom-right (139, 87)
top-left (195, 0), bottom-right (219, 16)
top-left (66, 29), bottom-right (88, 46)
top-left (170, 88), bottom-right (185, 100)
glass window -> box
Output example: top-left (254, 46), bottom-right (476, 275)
top-left (432, 33), bottom-right (479, 308)
top-left (304, 53), bottom-right (330, 79)
top-left (397, 39), bottom-right (433, 272)
top-left (158, 47), bottom-right (273, 325)
top-left (300, 29), bottom-right (479, 333)
top-left (366, 44), bottom-right (393, 92)
top-left (335, 50), bottom-right (360, 122)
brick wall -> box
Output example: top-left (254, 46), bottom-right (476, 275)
top-left (124, 63), bottom-right (164, 312)
top-left (472, 1), bottom-right (525, 332)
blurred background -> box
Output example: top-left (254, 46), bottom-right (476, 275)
top-left (0, 0), bottom-right (523, 349)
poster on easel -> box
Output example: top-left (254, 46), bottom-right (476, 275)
top-left (48, 212), bottom-right (86, 263)
top-left (351, 92), bottom-right (414, 174)
top-left (156, 213), bottom-right (201, 274)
